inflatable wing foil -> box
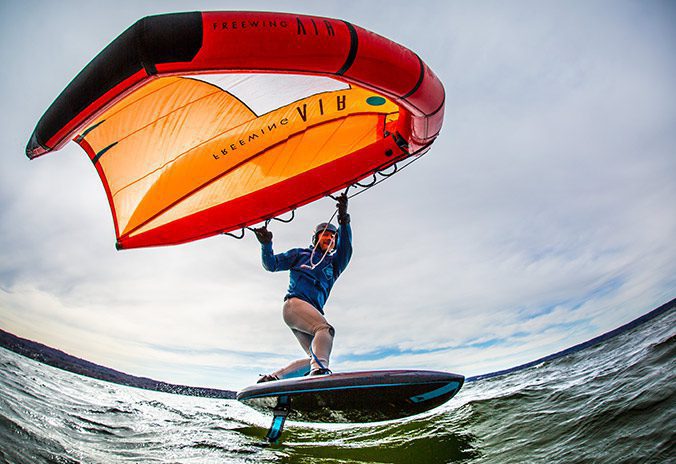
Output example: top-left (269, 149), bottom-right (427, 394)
top-left (26, 12), bottom-right (445, 249)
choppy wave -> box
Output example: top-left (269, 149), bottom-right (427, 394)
top-left (1, 303), bottom-right (674, 463)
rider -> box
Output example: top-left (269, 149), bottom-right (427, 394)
top-left (253, 193), bottom-right (352, 382)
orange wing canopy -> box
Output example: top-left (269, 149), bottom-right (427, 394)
top-left (26, 12), bottom-right (445, 249)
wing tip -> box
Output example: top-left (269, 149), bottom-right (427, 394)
top-left (25, 132), bottom-right (50, 159)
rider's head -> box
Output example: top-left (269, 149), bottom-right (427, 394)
top-left (312, 222), bottom-right (337, 252)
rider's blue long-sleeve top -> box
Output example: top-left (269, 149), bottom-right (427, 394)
top-left (261, 223), bottom-right (352, 314)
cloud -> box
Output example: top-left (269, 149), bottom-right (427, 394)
top-left (1, 1), bottom-right (674, 389)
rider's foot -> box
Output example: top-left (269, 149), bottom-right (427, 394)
top-left (256, 374), bottom-right (279, 383)
top-left (308, 368), bottom-right (332, 376)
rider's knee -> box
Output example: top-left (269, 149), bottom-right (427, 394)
top-left (314, 323), bottom-right (335, 338)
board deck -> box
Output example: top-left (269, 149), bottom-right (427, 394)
top-left (237, 369), bottom-right (464, 423)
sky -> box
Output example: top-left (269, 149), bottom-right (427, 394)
top-left (1, 0), bottom-right (674, 390)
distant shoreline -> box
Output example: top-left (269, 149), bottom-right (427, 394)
top-left (0, 329), bottom-right (236, 399)
top-left (466, 297), bottom-right (675, 382)
top-left (1, 298), bottom-right (673, 396)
